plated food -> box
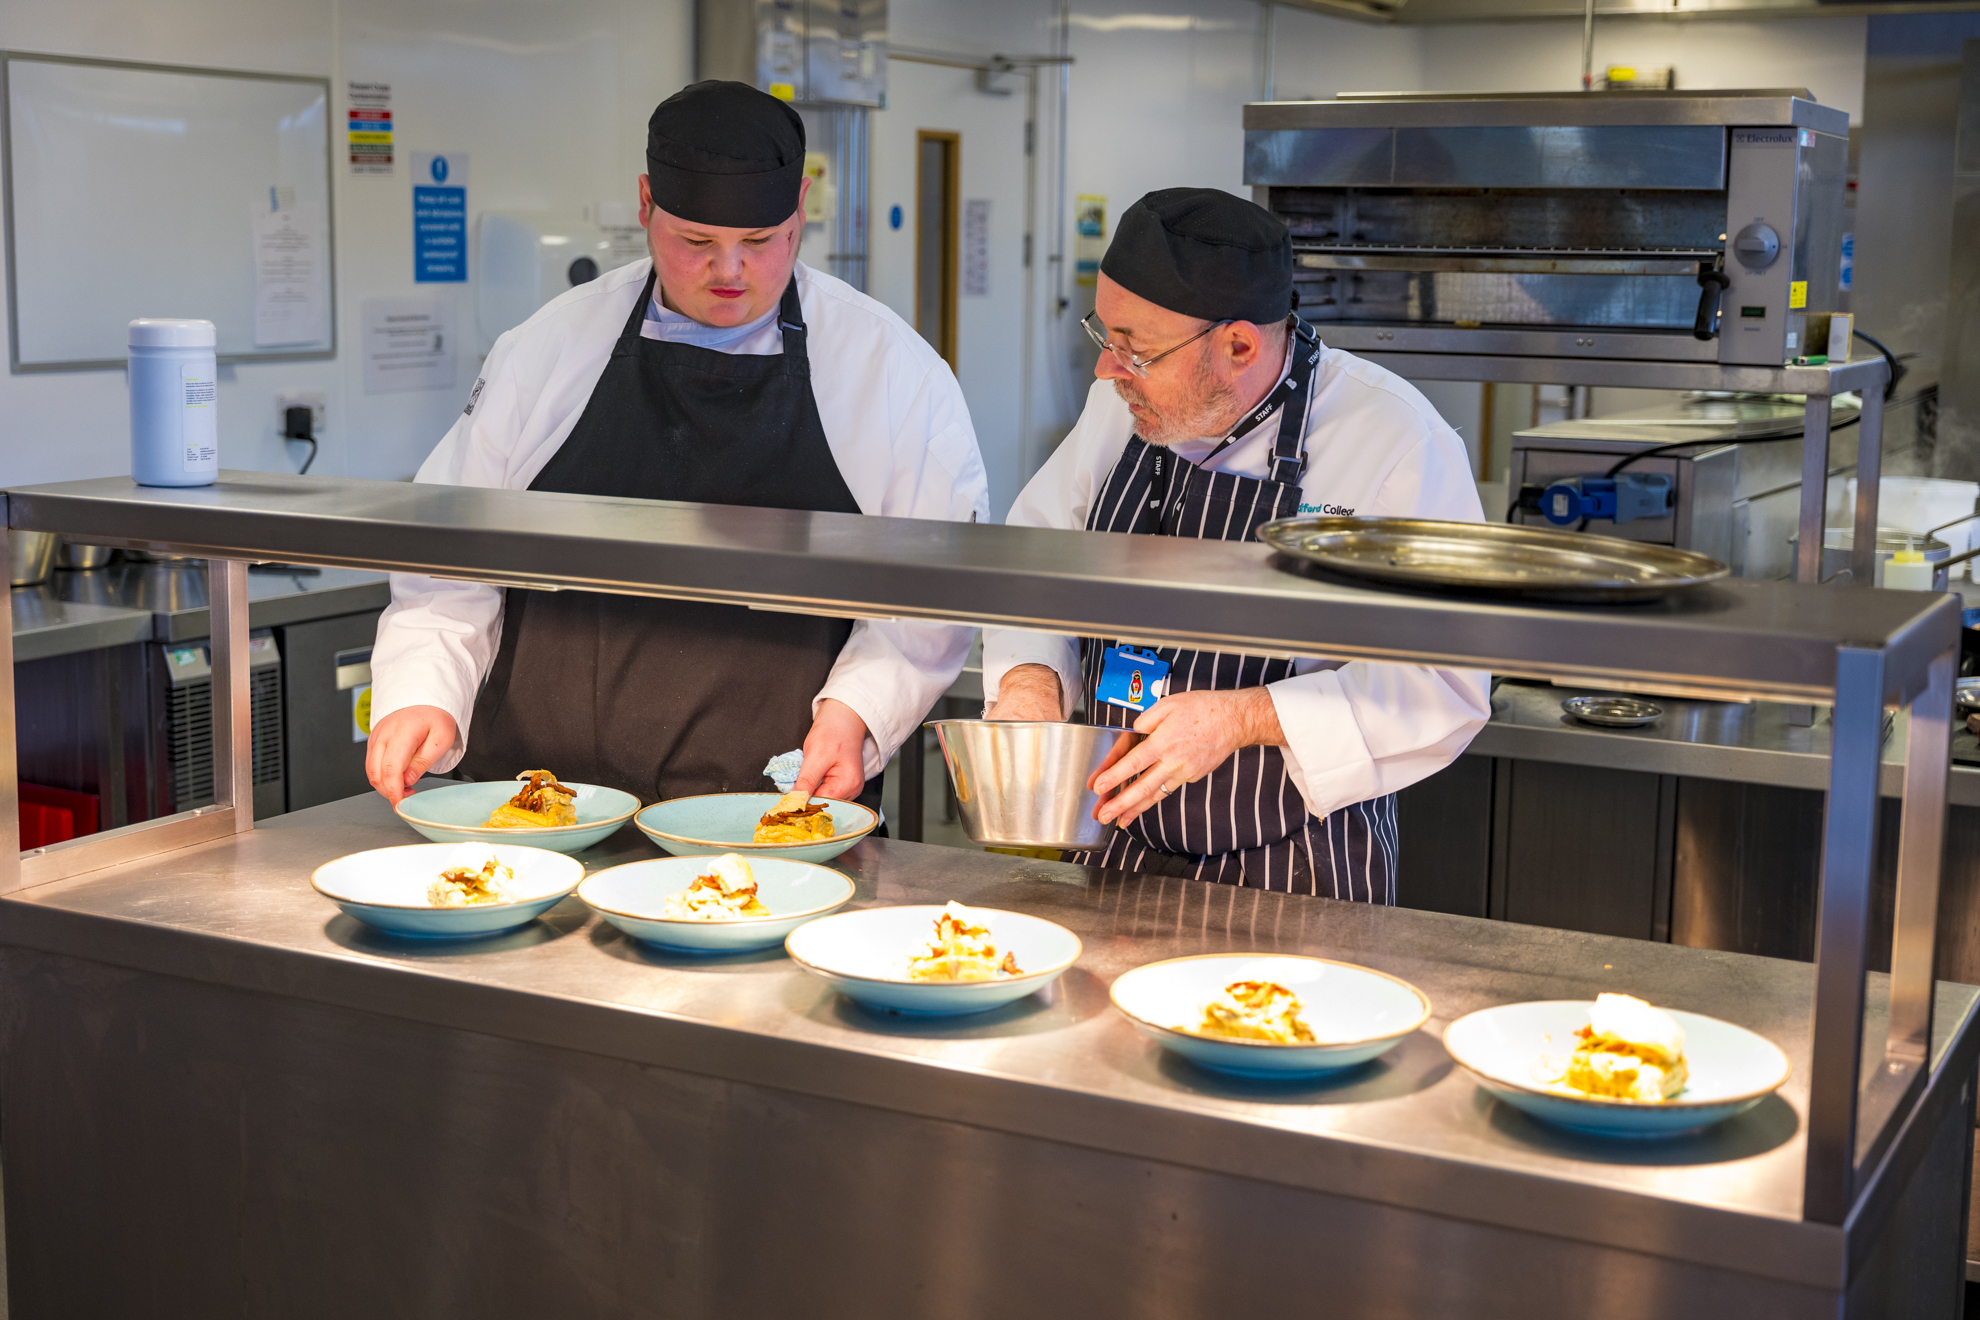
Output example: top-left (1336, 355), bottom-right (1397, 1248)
top-left (661, 854), bottom-right (771, 920)
top-left (1192, 979), bottom-right (1317, 1044)
top-left (394, 775), bottom-right (639, 854)
top-left (311, 843), bottom-right (583, 938)
top-left (1535, 993), bottom-right (1688, 1103)
top-left (754, 792), bottom-right (835, 844)
top-left (905, 902), bottom-right (1023, 981)
top-left (578, 854), bottom-right (855, 953)
top-left (636, 792), bottom-right (877, 864)
top-left (1110, 953), bottom-right (1430, 1078)
top-left (484, 770), bottom-right (578, 828)
top-left (1443, 999), bottom-right (1791, 1137)
top-left (427, 855), bottom-right (513, 908)
top-left (785, 904), bottom-right (1081, 1016)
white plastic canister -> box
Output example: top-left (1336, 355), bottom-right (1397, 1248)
top-left (129, 319), bottom-right (218, 487)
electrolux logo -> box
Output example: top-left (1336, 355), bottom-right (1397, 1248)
top-left (1297, 502), bottom-right (1354, 515)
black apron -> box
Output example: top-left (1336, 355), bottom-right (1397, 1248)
top-left (1072, 320), bottom-right (1399, 902)
top-left (460, 271), bottom-right (870, 805)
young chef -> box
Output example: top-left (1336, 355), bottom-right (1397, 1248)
top-left (366, 81), bottom-right (988, 808)
top-left (982, 188), bottom-right (1489, 901)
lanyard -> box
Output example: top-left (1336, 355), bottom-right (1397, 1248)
top-left (1138, 319), bottom-right (1321, 536)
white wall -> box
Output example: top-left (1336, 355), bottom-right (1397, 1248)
top-left (0, 0), bottom-right (691, 487)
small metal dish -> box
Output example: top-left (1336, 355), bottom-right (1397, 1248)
top-left (1562, 695), bottom-right (1664, 728)
top-left (1956, 679), bottom-right (1980, 719)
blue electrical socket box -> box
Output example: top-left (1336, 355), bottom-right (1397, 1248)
top-left (1540, 472), bottom-right (1675, 526)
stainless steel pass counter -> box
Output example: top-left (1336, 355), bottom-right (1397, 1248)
top-left (0, 793), bottom-right (1973, 1319)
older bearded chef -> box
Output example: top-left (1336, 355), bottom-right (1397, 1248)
top-left (984, 188), bottom-right (1489, 901)
top-left (366, 81), bottom-right (987, 808)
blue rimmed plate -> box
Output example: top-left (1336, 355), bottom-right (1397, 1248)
top-left (1443, 1000), bottom-right (1792, 1137)
top-left (636, 792), bottom-right (877, 864)
top-left (311, 842), bottom-right (584, 938)
top-left (785, 905), bottom-right (1080, 1016)
top-left (394, 780), bottom-right (639, 853)
top-left (1110, 953), bottom-right (1431, 1078)
top-left (578, 855), bottom-right (855, 953)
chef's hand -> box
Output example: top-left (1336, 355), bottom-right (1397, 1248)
top-left (986, 663), bottom-right (1064, 721)
top-left (366, 704), bottom-right (459, 805)
top-left (1090, 687), bottom-right (1284, 828)
top-left (794, 698), bottom-right (870, 801)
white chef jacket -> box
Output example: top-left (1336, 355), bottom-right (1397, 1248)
top-left (982, 341), bottom-right (1491, 822)
top-left (372, 258), bottom-right (990, 779)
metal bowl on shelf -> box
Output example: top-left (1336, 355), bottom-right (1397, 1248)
top-left (54, 540), bottom-right (115, 570)
top-left (55, 538), bottom-right (116, 569)
top-left (6, 531), bottom-right (57, 586)
top-left (928, 719), bottom-right (1142, 850)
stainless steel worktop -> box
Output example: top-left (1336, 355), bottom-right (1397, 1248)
top-left (0, 791), bottom-right (1972, 1296)
top-left (8, 561), bottom-right (388, 660)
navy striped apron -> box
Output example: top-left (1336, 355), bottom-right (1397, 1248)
top-left (1071, 320), bottom-right (1399, 902)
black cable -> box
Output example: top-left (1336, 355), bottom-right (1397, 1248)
top-left (1603, 415), bottom-right (1860, 481)
top-left (297, 437), bottom-right (318, 475)
top-left (1851, 329), bottom-right (1902, 400)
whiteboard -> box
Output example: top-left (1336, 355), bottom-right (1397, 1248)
top-left (3, 53), bottom-right (335, 371)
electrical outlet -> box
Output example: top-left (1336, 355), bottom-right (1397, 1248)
top-left (276, 391), bottom-right (327, 434)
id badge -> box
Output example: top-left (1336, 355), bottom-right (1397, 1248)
top-left (1096, 645), bottom-right (1170, 714)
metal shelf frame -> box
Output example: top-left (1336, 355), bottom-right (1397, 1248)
top-left (0, 470), bottom-right (1959, 1228)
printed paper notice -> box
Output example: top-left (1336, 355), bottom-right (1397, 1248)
top-left (251, 198), bottom-right (328, 348)
top-left (362, 296), bottom-right (455, 394)
top-left (348, 81), bottom-right (393, 176)
top-left (962, 199), bottom-right (991, 297)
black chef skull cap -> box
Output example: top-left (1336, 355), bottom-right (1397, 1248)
top-left (646, 81), bottom-right (806, 229)
top-left (1099, 188), bottom-right (1293, 326)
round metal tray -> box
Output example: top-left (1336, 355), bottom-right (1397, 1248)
top-left (1257, 517), bottom-right (1731, 603)
top-left (1561, 695), bottom-right (1664, 728)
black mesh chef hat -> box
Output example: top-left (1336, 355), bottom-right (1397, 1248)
top-left (1099, 187), bottom-right (1293, 325)
top-left (646, 81), bottom-right (806, 228)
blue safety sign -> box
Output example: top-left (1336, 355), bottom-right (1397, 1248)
top-left (413, 152), bottom-right (468, 283)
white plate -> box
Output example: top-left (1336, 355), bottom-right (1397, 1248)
top-left (785, 905), bottom-right (1081, 1016)
top-left (1111, 953), bottom-right (1430, 1077)
top-left (1443, 1000), bottom-right (1792, 1137)
top-left (578, 855), bottom-right (854, 953)
top-left (311, 842), bottom-right (584, 938)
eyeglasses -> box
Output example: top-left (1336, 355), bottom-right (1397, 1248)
top-left (1080, 311), bottom-right (1230, 379)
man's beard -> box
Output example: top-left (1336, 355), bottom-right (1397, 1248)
top-left (1114, 355), bottom-right (1241, 446)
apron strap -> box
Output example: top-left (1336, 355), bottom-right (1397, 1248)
top-left (1267, 317), bottom-right (1322, 488)
top-left (619, 268), bottom-right (660, 346)
top-left (776, 278), bottom-right (808, 374)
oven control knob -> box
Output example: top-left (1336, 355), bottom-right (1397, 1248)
top-left (1733, 223), bottom-right (1780, 270)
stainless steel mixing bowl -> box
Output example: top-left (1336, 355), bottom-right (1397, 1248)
top-left (928, 719), bottom-right (1143, 850)
top-left (6, 531), bottom-right (57, 586)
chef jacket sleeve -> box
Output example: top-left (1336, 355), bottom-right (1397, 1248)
top-left (368, 326), bottom-right (544, 773)
top-left (1266, 432), bottom-right (1492, 819)
top-left (811, 363), bottom-right (992, 778)
top-left (978, 382), bottom-right (1118, 718)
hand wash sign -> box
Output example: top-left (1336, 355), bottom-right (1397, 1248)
top-left (413, 152), bottom-right (468, 282)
